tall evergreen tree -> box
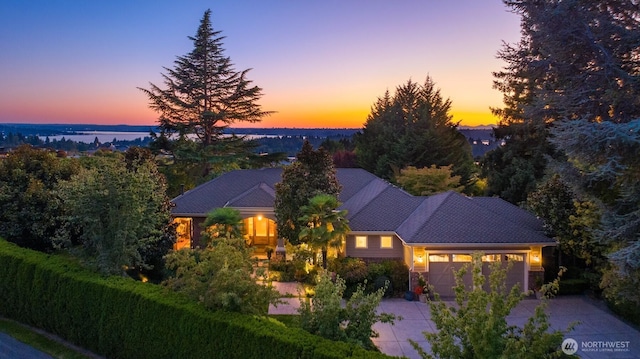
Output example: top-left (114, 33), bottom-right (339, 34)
top-left (355, 77), bottom-right (476, 189)
top-left (484, 0), bottom-right (640, 203)
top-left (139, 9), bottom-right (271, 183)
top-left (275, 141), bottom-right (341, 245)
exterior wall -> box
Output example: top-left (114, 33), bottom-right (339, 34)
top-left (192, 217), bottom-right (206, 248)
top-left (345, 234), bottom-right (403, 259)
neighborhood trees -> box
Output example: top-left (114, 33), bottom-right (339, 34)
top-left (395, 165), bottom-right (463, 196)
top-left (275, 141), bottom-right (341, 245)
top-left (56, 149), bottom-right (174, 276)
top-left (354, 77), bottom-right (476, 190)
top-left (0, 145), bottom-right (79, 251)
top-left (139, 9), bottom-right (272, 192)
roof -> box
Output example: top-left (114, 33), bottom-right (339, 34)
top-left (171, 167), bottom-right (554, 246)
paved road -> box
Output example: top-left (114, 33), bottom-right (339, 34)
top-left (0, 332), bottom-right (53, 359)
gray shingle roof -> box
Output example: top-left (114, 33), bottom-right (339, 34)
top-left (171, 168), bottom-right (554, 245)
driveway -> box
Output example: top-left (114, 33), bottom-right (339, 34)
top-left (372, 296), bottom-right (640, 359)
top-left (269, 283), bottom-right (640, 358)
top-left (0, 332), bottom-right (53, 359)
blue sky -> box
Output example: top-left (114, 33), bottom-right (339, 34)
top-left (0, 1), bottom-right (521, 128)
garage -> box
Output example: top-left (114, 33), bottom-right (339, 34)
top-left (427, 253), bottom-right (526, 298)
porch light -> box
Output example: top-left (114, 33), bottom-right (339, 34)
top-left (417, 255), bottom-right (423, 263)
top-left (257, 215), bottom-right (263, 221)
top-left (531, 252), bottom-right (540, 263)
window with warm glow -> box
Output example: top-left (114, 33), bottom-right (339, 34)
top-left (355, 236), bottom-right (367, 248)
top-left (380, 236), bottom-right (393, 249)
top-left (452, 254), bottom-right (472, 262)
top-left (429, 254), bottom-right (449, 262)
top-left (482, 254), bottom-right (501, 262)
top-left (173, 217), bottom-right (192, 250)
top-left (505, 254), bottom-right (524, 261)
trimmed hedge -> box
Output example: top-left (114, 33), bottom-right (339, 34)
top-left (0, 240), bottom-right (395, 359)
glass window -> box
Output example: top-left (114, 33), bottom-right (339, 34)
top-left (173, 218), bottom-right (192, 250)
top-left (452, 254), bottom-right (472, 262)
top-left (355, 236), bottom-right (367, 248)
top-left (380, 236), bottom-right (393, 249)
top-left (428, 254), bottom-right (449, 262)
top-left (505, 254), bottom-right (524, 261)
top-left (482, 254), bottom-right (501, 262)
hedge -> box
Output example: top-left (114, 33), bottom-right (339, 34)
top-left (0, 240), bottom-right (396, 359)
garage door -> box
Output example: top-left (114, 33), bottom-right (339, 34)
top-left (428, 253), bottom-right (525, 298)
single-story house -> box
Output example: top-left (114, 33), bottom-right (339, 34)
top-left (170, 168), bottom-right (554, 296)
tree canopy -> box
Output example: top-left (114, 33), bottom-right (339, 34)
top-left (354, 77), bottom-right (476, 188)
top-left (275, 141), bottom-right (341, 244)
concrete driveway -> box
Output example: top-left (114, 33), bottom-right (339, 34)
top-left (372, 296), bottom-right (640, 359)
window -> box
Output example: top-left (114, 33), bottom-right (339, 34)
top-left (428, 254), bottom-right (449, 262)
top-left (452, 254), bottom-right (472, 262)
top-left (482, 254), bottom-right (501, 262)
top-left (505, 254), bottom-right (524, 261)
top-left (380, 236), bottom-right (393, 249)
top-left (173, 218), bottom-right (192, 250)
top-left (355, 236), bottom-right (367, 248)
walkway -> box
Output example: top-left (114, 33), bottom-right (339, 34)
top-left (268, 284), bottom-right (640, 359)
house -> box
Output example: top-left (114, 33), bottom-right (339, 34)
top-left (170, 168), bottom-right (554, 296)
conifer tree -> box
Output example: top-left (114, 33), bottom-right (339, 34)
top-left (139, 9), bottom-right (271, 181)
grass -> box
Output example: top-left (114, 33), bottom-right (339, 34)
top-left (0, 318), bottom-right (93, 359)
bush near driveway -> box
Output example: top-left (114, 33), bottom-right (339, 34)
top-left (0, 239), bottom-right (393, 359)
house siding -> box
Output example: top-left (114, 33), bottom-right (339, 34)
top-left (345, 234), bottom-right (403, 259)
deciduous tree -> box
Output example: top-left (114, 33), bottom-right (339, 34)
top-left (395, 165), bottom-right (463, 196)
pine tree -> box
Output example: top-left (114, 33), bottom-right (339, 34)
top-left (139, 9), bottom-right (271, 180)
top-left (355, 77), bottom-right (476, 189)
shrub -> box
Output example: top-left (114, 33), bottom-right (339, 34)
top-left (558, 278), bottom-right (589, 295)
top-left (367, 260), bottom-right (409, 297)
top-left (0, 239), bottom-right (392, 359)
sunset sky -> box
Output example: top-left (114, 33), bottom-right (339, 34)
top-left (0, 1), bottom-right (521, 128)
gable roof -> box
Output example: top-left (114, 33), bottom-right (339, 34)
top-left (171, 168), bottom-right (554, 246)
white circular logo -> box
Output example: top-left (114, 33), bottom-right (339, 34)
top-left (562, 338), bottom-right (578, 355)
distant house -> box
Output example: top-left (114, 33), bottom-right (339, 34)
top-left (171, 168), bottom-right (554, 296)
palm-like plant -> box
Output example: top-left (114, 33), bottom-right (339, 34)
top-left (201, 207), bottom-right (244, 246)
top-left (298, 194), bottom-right (350, 269)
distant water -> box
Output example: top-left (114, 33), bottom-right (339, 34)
top-left (40, 131), bottom-right (276, 143)
top-left (41, 131), bottom-right (151, 143)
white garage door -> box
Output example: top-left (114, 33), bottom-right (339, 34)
top-left (428, 253), bottom-right (525, 298)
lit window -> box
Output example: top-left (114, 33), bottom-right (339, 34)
top-left (505, 254), bottom-right (524, 261)
top-left (482, 254), bottom-right (501, 262)
top-left (428, 254), bottom-right (449, 262)
top-left (355, 236), bottom-right (367, 248)
top-left (380, 236), bottom-right (393, 249)
top-left (452, 254), bottom-right (472, 262)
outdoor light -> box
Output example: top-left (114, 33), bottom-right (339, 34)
top-left (257, 215), bottom-right (263, 221)
top-left (417, 255), bottom-right (423, 263)
top-left (532, 252), bottom-right (541, 263)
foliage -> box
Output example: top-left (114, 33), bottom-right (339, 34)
top-left (0, 239), bottom-right (391, 359)
top-left (486, 0), bottom-right (640, 204)
top-left (354, 77), bottom-right (476, 189)
top-left (298, 270), bottom-right (398, 351)
top-left (139, 9), bottom-right (272, 184)
top-left (0, 145), bottom-right (80, 251)
top-left (328, 257), bottom-right (409, 298)
top-left (410, 253), bottom-right (571, 359)
top-left (550, 119), bottom-right (640, 307)
top-left (298, 194), bottom-right (350, 268)
top-left (201, 207), bottom-right (244, 245)
top-left (163, 239), bottom-right (278, 315)
top-left (56, 150), bottom-right (174, 276)
top-left (275, 141), bottom-right (341, 244)
top-left (395, 165), bottom-right (463, 196)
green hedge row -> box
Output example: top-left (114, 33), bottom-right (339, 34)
top-left (0, 240), bottom-right (395, 359)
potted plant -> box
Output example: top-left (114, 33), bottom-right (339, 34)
top-left (534, 277), bottom-right (544, 299)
